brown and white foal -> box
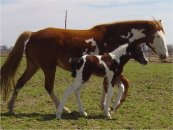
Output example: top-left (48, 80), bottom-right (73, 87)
top-left (56, 42), bottom-right (148, 119)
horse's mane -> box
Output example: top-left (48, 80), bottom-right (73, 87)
top-left (147, 19), bottom-right (163, 31)
top-left (92, 19), bottom-right (163, 31)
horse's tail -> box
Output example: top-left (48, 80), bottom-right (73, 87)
top-left (0, 31), bottom-right (32, 101)
top-left (69, 57), bottom-right (82, 77)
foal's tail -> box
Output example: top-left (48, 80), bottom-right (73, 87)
top-left (119, 74), bottom-right (129, 102)
top-left (0, 31), bottom-right (32, 101)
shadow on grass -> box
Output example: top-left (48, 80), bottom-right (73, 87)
top-left (1, 111), bottom-right (116, 121)
top-left (1, 112), bottom-right (55, 121)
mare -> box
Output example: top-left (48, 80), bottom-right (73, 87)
top-left (56, 42), bottom-right (148, 119)
top-left (1, 20), bottom-right (168, 115)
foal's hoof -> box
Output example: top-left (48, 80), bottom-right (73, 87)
top-left (79, 111), bottom-right (88, 117)
top-left (103, 111), bottom-right (112, 119)
top-left (106, 113), bottom-right (112, 119)
top-left (107, 114), bottom-right (112, 119)
top-left (110, 107), bottom-right (114, 111)
top-left (63, 107), bottom-right (71, 114)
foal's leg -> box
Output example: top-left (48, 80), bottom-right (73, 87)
top-left (112, 82), bottom-right (125, 111)
top-left (74, 87), bottom-right (87, 116)
top-left (100, 77), bottom-right (108, 109)
top-left (8, 61), bottom-right (38, 114)
top-left (112, 75), bottom-right (129, 111)
top-left (103, 84), bottom-right (113, 119)
top-left (56, 79), bottom-right (82, 119)
top-left (43, 66), bottom-right (71, 114)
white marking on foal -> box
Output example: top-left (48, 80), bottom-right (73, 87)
top-left (85, 38), bottom-right (99, 55)
top-left (112, 82), bottom-right (125, 110)
top-left (109, 44), bottom-right (128, 64)
top-left (56, 56), bottom-right (88, 119)
top-left (96, 55), bottom-right (115, 118)
top-left (82, 48), bottom-right (88, 55)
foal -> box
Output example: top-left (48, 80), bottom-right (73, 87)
top-left (56, 42), bottom-right (148, 119)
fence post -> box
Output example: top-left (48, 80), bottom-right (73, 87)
top-left (65, 10), bottom-right (67, 29)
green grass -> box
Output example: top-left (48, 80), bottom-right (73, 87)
top-left (1, 57), bottom-right (173, 129)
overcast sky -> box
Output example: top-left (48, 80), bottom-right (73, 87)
top-left (1, 0), bottom-right (173, 47)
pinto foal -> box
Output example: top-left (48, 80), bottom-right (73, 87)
top-left (57, 43), bottom-right (148, 119)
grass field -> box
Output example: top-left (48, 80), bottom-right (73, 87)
top-left (1, 57), bottom-right (173, 129)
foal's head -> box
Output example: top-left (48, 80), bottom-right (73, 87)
top-left (126, 43), bottom-right (148, 65)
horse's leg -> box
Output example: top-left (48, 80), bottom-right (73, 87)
top-left (43, 66), bottom-right (71, 114)
top-left (74, 87), bottom-right (87, 116)
top-left (103, 84), bottom-right (113, 119)
top-left (8, 61), bottom-right (38, 114)
top-left (56, 79), bottom-right (82, 119)
top-left (112, 75), bottom-right (129, 111)
top-left (100, 77), bottom-right (108, 109)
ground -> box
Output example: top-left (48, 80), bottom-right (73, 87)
top-left (0, 57), bottom-right (173, 129)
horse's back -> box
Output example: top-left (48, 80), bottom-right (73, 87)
top-left (25, 27), bottom-right (99, 70)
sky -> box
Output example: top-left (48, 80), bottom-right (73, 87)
top-left (1, 0), bottom-right (173, 47)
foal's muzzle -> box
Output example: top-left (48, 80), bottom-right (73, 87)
top-left (140, 57), bottom-right (148, 65)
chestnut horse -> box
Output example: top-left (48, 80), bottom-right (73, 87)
top-left (1, 20), bottom-right (168, 115)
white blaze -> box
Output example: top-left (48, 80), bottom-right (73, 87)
top-left (151, 30), bottom-right (169, 57)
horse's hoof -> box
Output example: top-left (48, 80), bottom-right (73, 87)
top-left (79, 111), bottom-right (88, 117)
top-left (8, 110), bottom-right (15, 115)
top-left (63, 107), bottom-right (71, 114)
top-left (56, 113), bottom-right (62, 119)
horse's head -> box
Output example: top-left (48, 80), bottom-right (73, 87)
top-left (147, 20), bottom-right (169, 61)
top-left (127, 43), bottom-right (148, 65)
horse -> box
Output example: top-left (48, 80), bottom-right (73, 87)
top-left (56, 42), bottom-right (148, 119)
top-left (1, 20), bottom-right (168, 115)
